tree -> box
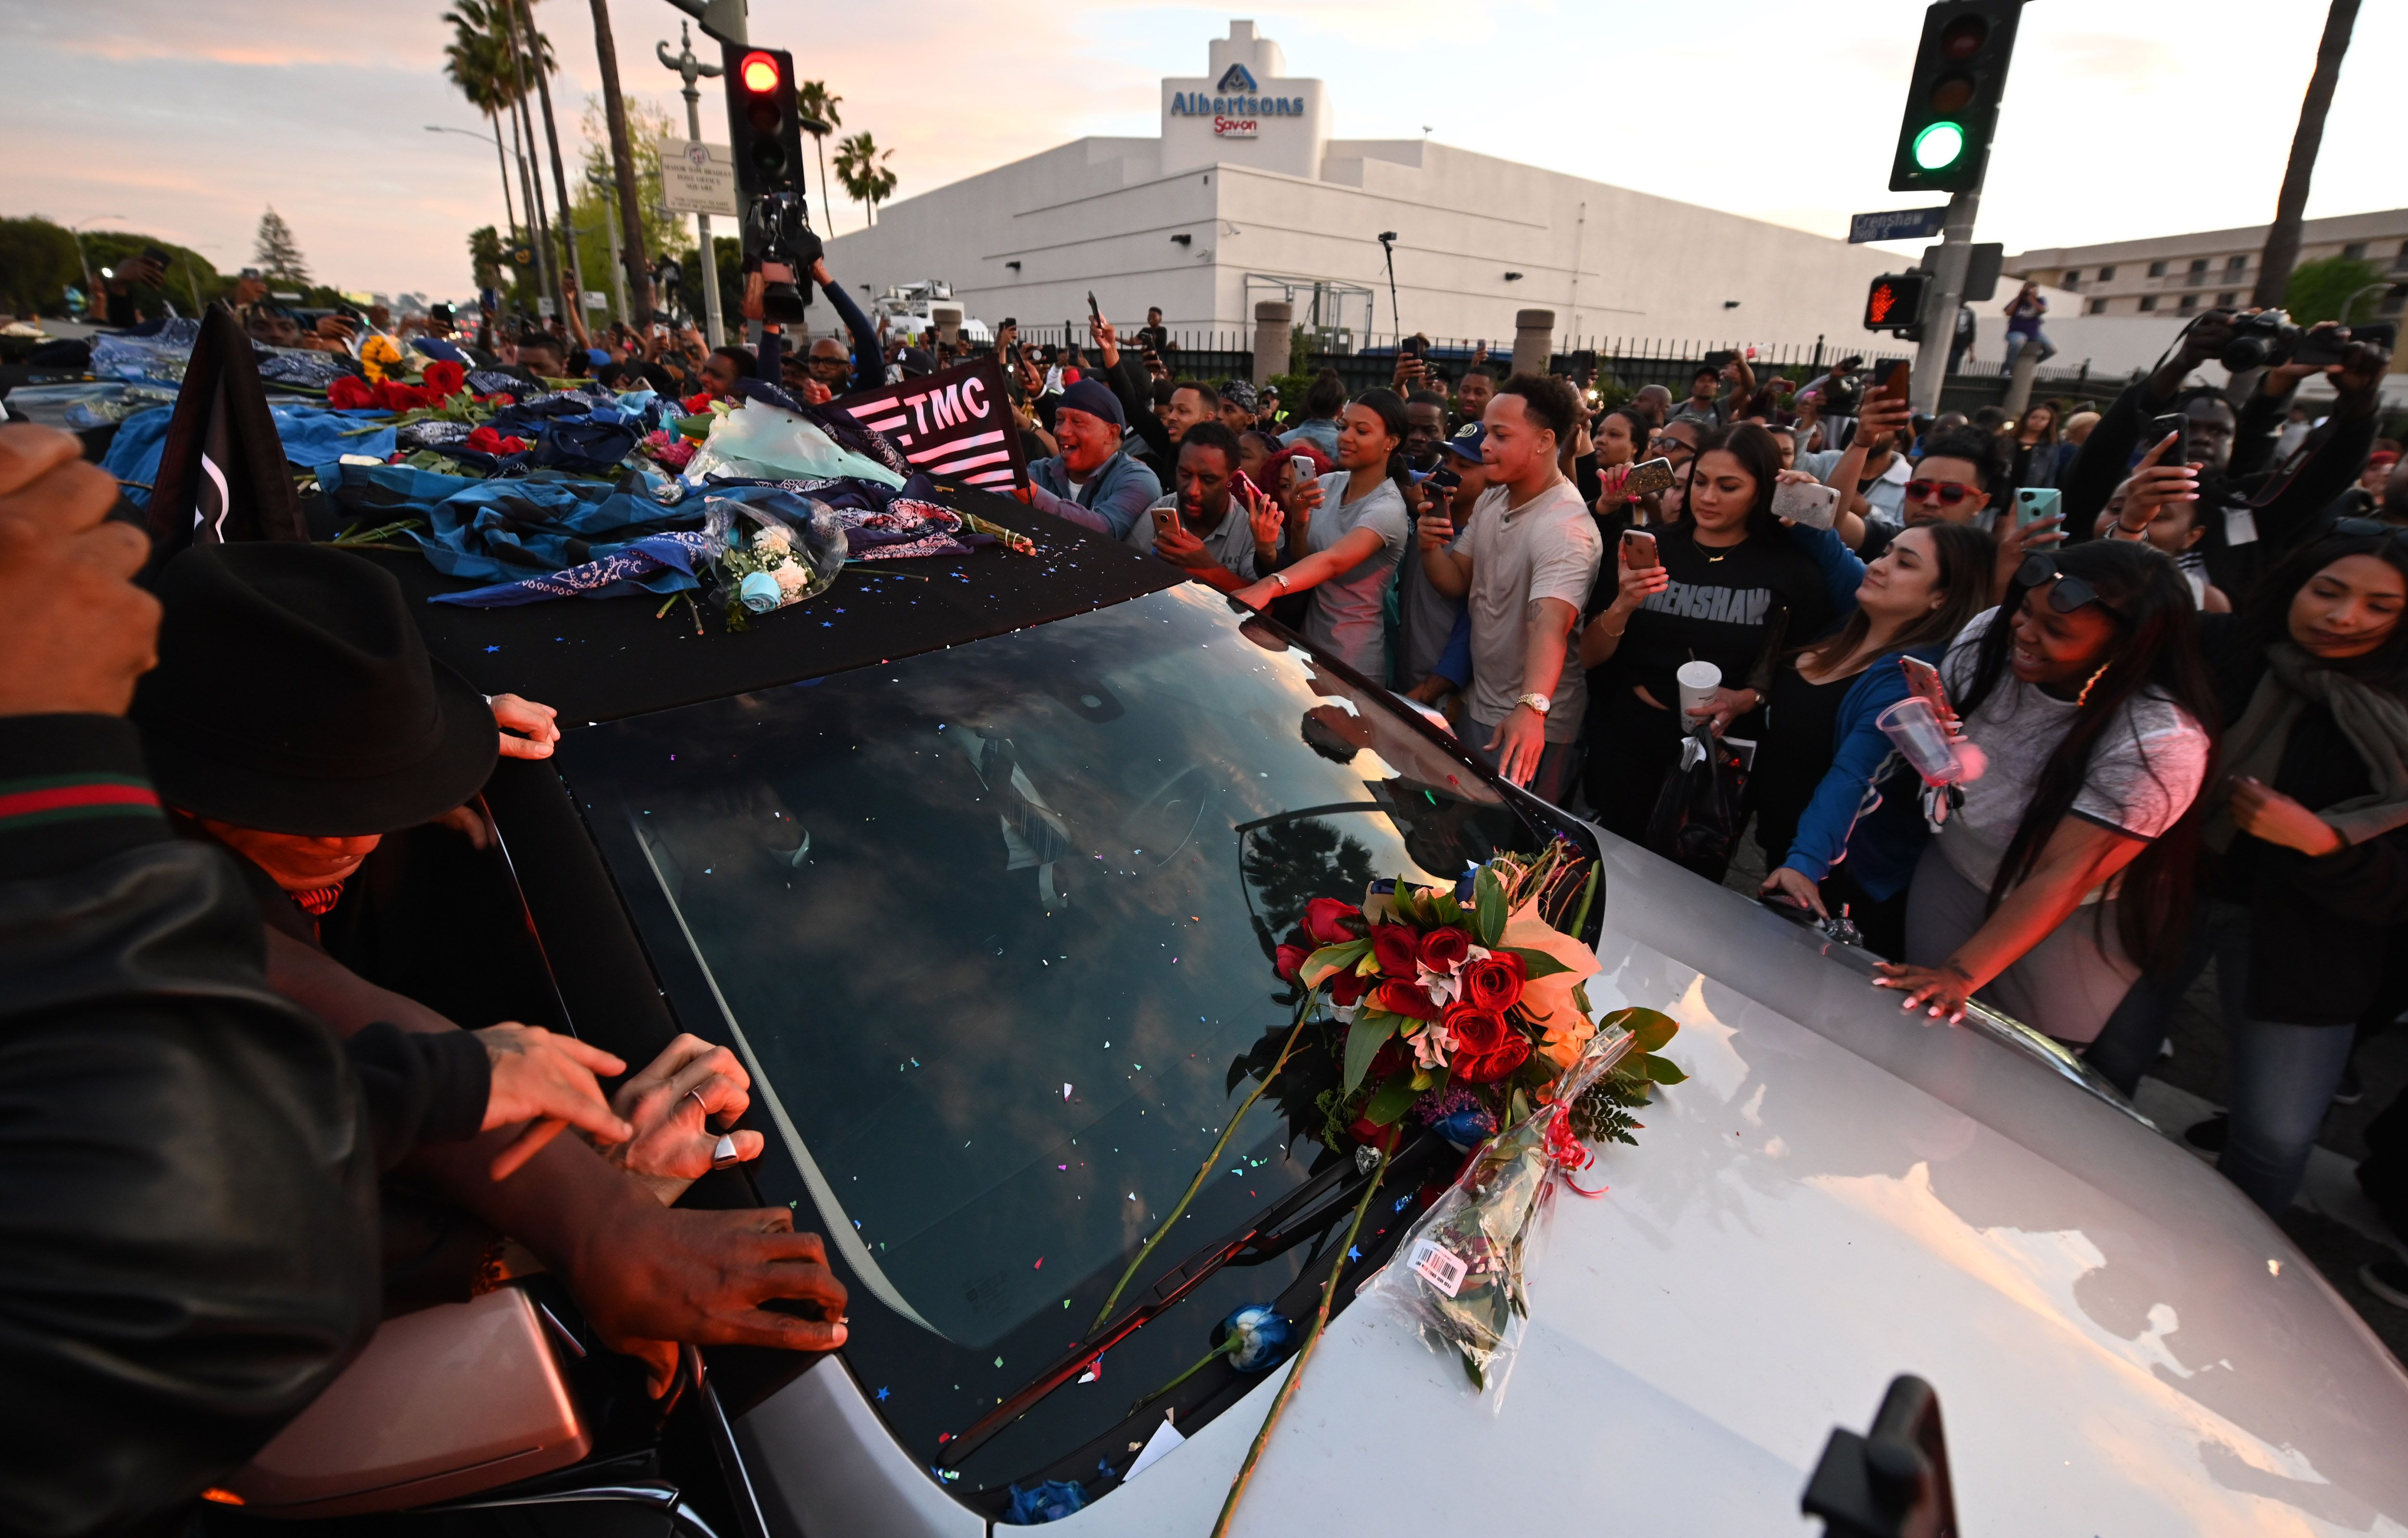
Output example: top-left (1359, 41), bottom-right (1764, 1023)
top-left (2283, 254), bottom-right (2386, 326)
top-left (794, 80), bottom-right (842, 233)
top-left (253, 208), bottom-right (311, 286)
top-left (442, 0), bottom-right (522, 238)
top-left (583, 0), bottom-right (654, 321)
top-left (2252, 0), bottom-right (2360, 309)
top-left (0, 217), bottom-right (84, 318)
top-left (833, 132), bottom-right (896, 227)
top-left (571, 94), bottom-right (684, 324)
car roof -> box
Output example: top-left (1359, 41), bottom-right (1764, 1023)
top-left (367, 487), bottom-right (1180, 725)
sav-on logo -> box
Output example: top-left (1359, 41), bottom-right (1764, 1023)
top-left (1215, 64), bottom-right (1257, 92)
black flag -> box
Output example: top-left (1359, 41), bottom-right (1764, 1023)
top-left (147, 303), bottom-right (308, 560)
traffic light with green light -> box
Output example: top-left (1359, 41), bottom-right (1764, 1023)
top-left (1889, 1), bottom-right (2024, 195)
top-left (721, 44), bottom-right (806, 202)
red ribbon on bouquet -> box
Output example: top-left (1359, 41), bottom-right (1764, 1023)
top-left (1544, 1108), bottom-right (1610, 1199)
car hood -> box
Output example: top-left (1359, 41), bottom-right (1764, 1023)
top-left (1048, 829), bottom-right (2408, 1536)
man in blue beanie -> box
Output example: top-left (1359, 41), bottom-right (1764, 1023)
top-left (1016, 377), bottom-right (1162, 539)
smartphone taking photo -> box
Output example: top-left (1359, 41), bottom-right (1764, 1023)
top-left (1622, 528), bottom-right (1660, 571)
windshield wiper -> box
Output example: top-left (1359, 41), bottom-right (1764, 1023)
top-left (933, 1136), bottom-right (1440, 1469)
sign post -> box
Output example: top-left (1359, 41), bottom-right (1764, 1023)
top-left (656, 21), bottom-right (732, 347)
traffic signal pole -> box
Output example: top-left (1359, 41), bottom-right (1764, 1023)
top-left (1907, 187), bottom-right (1980, 416)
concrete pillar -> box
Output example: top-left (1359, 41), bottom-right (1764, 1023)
top-left (1252, 300), bottom-right (1293, 388)
top-left (1512, 309), bottom-right (1555, 380)
top-left (931, 304), bottom-right (963, 349)
top-left (2002, 342), bottom-right (2041, 420)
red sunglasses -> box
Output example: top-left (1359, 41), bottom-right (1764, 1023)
top-left (1905, 479), bottom-right (1978, 505)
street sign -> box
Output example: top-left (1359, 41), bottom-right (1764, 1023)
top-left (1849, 207), bottom-right (1949, 244)
top-left (1918, 242), bottom-right (2004, 301)
top-left (658, 138), bottom-right (740, 217)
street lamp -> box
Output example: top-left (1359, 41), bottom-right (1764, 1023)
top-left (426, 124), bottom-right (520, 249)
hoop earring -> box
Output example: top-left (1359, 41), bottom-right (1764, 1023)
top-left (2075, 661), bottom-right (2112, 707)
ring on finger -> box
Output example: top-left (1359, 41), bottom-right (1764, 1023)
top-left (711, 1133), bottom-right (741, 1170)
top-left (687, 1088), bottom-right (710, 1118)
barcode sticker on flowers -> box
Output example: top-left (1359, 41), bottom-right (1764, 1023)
top-left (1409, 1237), bottom-right (1468, 1298)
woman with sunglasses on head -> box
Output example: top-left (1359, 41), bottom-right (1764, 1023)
top-left (1580, 422), bottom-right (1838, 875)
top-left (1875, 541), bottom-right (2216, 1044)
top-left (1231, 389), bottom-right (1417, 683)
top-left (2089, 524), bottom-right (2408, 1216)
top-left (1754, 521), bottom-right (1998, 959)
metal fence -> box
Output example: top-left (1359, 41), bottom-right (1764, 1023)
top-left (1018, 324), bottom-right (2142, 418)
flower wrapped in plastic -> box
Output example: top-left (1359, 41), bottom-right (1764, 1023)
top-left (1360, 1013), bottom-right (1665, 1397)
top-left (701, 494), bottom-right (845, 629)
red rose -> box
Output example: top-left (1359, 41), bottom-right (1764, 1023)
top-left (421, 359), bottom-right (466, 399)
top-left (1416, 926), bottom-right (1471, 974)
top-left (1345, 1115), bottom-right (1403, 1153)
top-left (1367, 1039), bottom-right (1411, 1082)
top-left (373, 379), bottom-right (430, 412)
top-left (1274, 942), bottom-right (1310, 982)
top-left (1302, 898), bottom-right (1364, 946)
top-left (1453, 1034), bottom-right (1531, 1085)
top-left (1444, 1003), bottom-right (1510, 1056)
top-left (327, 375), bottom-right (375, 410)
top-left (1327, 966), bottom-right (1372, 1008)
top-left (1371, 978), bottom-right (1440, 1021)
top-left (682, 390), bottom-right (716, 415)
top-left (1370, 923), bottom-right (1419, 977)
top-left (1460, 952), bottom-right (1527, 1014)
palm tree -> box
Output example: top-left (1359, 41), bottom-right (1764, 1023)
top-left (441, 0), bottom-right (521, 239)
top-left (2253, 0), bottom-right (2361, 309)
top-left (585, 0), bottom-right (654, 319)
top-left (509, 0), bottom-right (587, 319)
top-left (795, 80), bottom-right (842, 232)
top-left (833, 132), bottom-right (896, 227)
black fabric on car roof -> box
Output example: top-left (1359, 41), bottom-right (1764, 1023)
top-left (356, 486), bottom-right (1186, 727)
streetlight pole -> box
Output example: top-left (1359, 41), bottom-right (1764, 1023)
top-left (657, 22), bottom-right (726, 348)
top-left (426, 124), bottom-right (516, 245)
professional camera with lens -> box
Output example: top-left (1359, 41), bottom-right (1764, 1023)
top-left (2217, 308), bottom-right (2302, 372)
top-left (742, 191), bottom-right (824, 325)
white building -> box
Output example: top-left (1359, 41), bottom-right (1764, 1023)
top-left (821, 20), bottom-right (1900, 353)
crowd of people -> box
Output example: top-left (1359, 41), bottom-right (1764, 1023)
top-left (10, 244), bottom-right (2408, 1535)
top-left (1013, 301), bottom-right (2408, 1261)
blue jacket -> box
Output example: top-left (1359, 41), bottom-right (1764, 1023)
top-left (1778, 642), bottom-right (1946, 902)
top-left (1026, 449), bottom-right (1162, 539)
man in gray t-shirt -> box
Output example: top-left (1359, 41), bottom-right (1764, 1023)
top-left (1122, 426), bottom-right (1274, 594)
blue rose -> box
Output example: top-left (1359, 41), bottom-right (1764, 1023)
top-left (1434, 1106), bottom-right (1497, 1149)
top-left (1001, 1479), bottom-right (1087, 1525)
top-left (1223, 1304), bottom-right (1293, 1371)
top-left (738, 571), bottom-right (784, 613)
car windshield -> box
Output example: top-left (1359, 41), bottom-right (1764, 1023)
top-left (559, 584), bottom-right (1564, 1475)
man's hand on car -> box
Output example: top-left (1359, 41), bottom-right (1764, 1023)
top-left (577, 1208), bottom-right (850, 1396)
top-left (0, 424), bottom-right (157, 718)
top-left (490, 691), bottom-right (561, 759)
top-left (589, 1032), bottom-right (765, 1205)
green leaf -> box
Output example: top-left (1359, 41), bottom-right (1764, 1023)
top-left (1611, 1006), bottom-right (1680, 1055)
top-left (1387, 884), bottom-right (1427, 928)
top-left (1571, 981), bottom-right (1591, 1015)
top-left (1642, 1054), bottom-right (1687, 1085)
top-left (1364, 1071), bottom-right (1421, 1126)
top-left (1300, 938), bottom-right (1372, 988)
top-left (1473, 867), bottom-right (1506, 947)
top-left (1343, 1013), bottom-right (1399, 1092)
top-left (1429, 892), bottom-right (1464, 925)
top-left (1500, 946), bottom-right (1574, 979)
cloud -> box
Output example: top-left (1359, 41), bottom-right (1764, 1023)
top-left (2050, 32), bottom-right (2181, 87)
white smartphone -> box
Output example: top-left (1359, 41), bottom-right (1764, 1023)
top-left (1771, 479), bottom-right (1840, 530)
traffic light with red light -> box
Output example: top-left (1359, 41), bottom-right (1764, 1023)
top-left (1865, 273), bottom-right (1930, 339)
top-left (1889, 1), bottom-right (2024, 194)
top-left (721, 43), bottom-right (806, 202)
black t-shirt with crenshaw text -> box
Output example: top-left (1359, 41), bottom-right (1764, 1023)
top-left (1588, 521), bottom-right (1834, 715)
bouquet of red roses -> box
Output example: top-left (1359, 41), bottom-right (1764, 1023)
top-left (1274, 848), bottom-right (1604, 1148)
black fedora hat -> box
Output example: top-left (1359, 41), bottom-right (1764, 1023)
top-left (131, 544), bottom-right (497, 836)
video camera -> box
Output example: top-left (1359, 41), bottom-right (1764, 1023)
top-left (742, 190), bottom-right (824, 325)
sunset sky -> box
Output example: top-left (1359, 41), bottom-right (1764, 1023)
top-left (2, 0), bottom-right (2399, 304)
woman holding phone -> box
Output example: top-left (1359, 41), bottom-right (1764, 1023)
top-left (1231, 390), bottom-right (1416, 682)
top-left (1874, 540), bottom-right (2215, 1043)
top-left (2089, 526), bottom-right (2408, 1213)
top-left (1579, 422), bottom-right (1836, 868)
top-left (1754, 522), bottom-right (1998, 958)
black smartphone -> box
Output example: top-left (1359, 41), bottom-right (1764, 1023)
top-left (1878, 359), bottom-right (1912, 402)
top-left (1401, 336), bottom-right (1426, 360)
top-left (1086, 291), bottom-right (1100, 323)
top-left (2147, 411), bottom-right (2186, 461)
top-left (142, 245), bottom-right (171, 268)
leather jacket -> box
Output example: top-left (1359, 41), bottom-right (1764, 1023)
top-left (0, 716), bottom-right (382, 1538)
